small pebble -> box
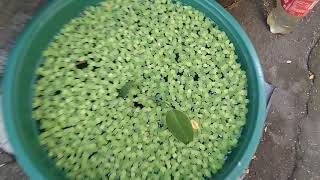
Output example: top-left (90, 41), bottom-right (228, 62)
top-left (252, 155), bottom-right (257, 160)
top-left (309, 73), bottom-right (315, 80)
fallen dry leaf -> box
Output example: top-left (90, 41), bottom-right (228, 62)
top-left (191, 119), bottom-right (199, 130)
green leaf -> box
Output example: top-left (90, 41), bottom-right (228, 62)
top-left (166, 110), bottom-right (193, 144)
top-left (117, 81), bottom-right (133, 98)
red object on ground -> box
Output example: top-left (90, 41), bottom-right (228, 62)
top-left (281, 0), bottom-right (319, 16)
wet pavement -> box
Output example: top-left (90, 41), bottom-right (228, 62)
top-left (0, 0), bottom-right (319, 179)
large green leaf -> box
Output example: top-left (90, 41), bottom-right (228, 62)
top-left (166, 110), bottom-right (193, 144)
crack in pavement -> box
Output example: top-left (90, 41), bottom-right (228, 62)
top-left (287, 122), bottom-right (303, 180)
top-left (287, 37), bottom-right (320, 180)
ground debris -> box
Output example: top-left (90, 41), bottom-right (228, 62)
top-left (252, 155), bottom-right (257, 160)
top-left (309, 71), bottom-right (315, 80)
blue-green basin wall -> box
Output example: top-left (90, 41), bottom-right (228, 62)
top-left (3, 0), bottom-right (266, 179)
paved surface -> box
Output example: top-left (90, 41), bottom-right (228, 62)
top-left (0, 149), bottom-right (27, 180)
top-left (226, 0), bottom-right (320, 179)
top-left (227, 0), bottom-right (320, 179)
top-left (0, 0), bottom-right (319, 180)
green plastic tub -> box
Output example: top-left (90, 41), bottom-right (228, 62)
top-left (3, 0), bottom-right (266, 179)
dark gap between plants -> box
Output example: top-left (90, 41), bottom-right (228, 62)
top-left (193, 73), bottom-right (199, 81)
top-left (62, 125), bottom-right (75, 130)
top-left (92, 66), bottom-right (99, 72)
top-left (177, 71), bottom-right (183, 76)
top-left (54, 90), bottom-right (61, 96)
top-left (175, 53), bottom-right (180, 63)
top-left (36, 75), bottom-right (44, 81)
top-left (88, 152), bottom-right (97, 159)
top-left (163, 76), bottom-right (168, 82)
top-left (75, 61), bottom-right (88, 69)
top-left (133, 102), bottom-right (144, 109)
top-left (157, 120), bottom-right (164, 128)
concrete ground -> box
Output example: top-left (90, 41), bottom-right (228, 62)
top-left (0, 0), bottom-right (319, 179)
top-left (227, 1), bottom-right (320, 179)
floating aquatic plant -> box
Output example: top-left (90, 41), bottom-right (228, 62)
top-left (33, 0), bottom-right (249, 179)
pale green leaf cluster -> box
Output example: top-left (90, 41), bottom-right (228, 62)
top-left (33, 0), bottom-right (248, 179)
